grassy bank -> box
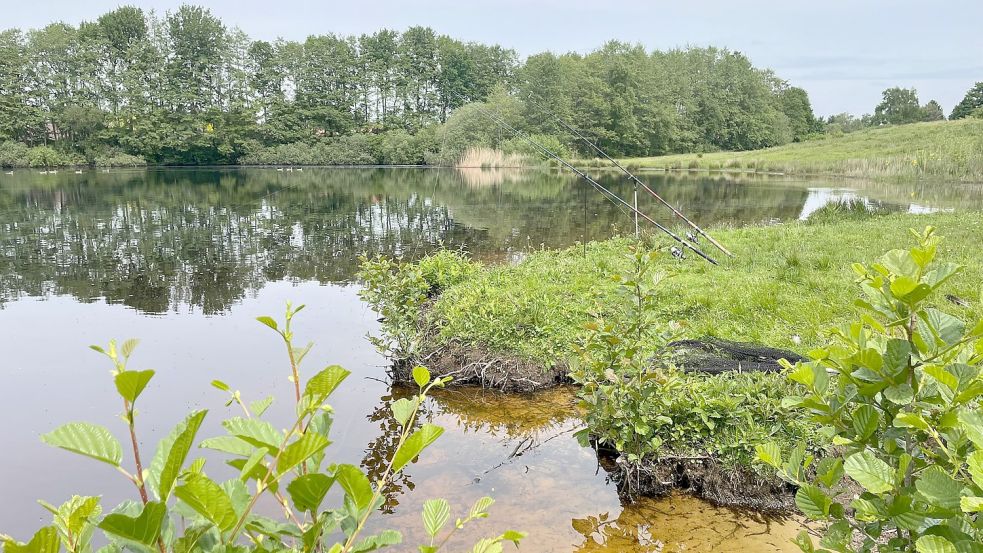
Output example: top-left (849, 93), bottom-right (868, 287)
top-left (615, 119), bottom-right (983, 183)
top-left (415, 212), bottom-right (981, 365)
top-left (360, 211), bottom-right (983, 505)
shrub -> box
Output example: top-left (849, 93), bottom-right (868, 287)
top-left (94, 150), bottom-right (148, 167)
top-left (0, 303), bottom-right (524, 553)
top-left (571, 248), bottom-right (815, 474)
top-left (758, 226), bottom-right (983, 552)
top-left (0, 141), bottom-right (31, 167)
top-left (359, 251), bottom-right (479, 360)
top-left (28, 146), bottom-right (73, 168)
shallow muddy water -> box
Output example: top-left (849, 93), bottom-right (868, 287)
top-left (2, 167), bottom-right (977, 550)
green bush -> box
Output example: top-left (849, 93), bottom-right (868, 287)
top-left (571, 248), bottom-right (815, 470)
top-left (358, 251), bottom-right (479, 360)
top-left (94, 150), bottom-right (148, 167)
top-left (758, 226), bottom-right (983, 552)
top-left (0, 141), bottom-right (31, 167)
top-left (0, 303), bottom-right (524, 553)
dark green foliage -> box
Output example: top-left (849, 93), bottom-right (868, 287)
top-left (0, 9), bottom-right (815, 166)
top-left (950, 82), bottom-right (983, 120)
top-left (872, 87), bottom-right (944, 126)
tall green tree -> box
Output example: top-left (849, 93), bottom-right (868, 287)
top-left (920, 99), bottom-right (945, 121)
top-left (872, 87), bottom-right (922, 125)
top-left (950, 81), bottom-right (983, 120)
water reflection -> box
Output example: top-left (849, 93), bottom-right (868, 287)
top-left (356, 385), bottom-right (805, 552)
top-left (6, 167), bottom-right (978, 315)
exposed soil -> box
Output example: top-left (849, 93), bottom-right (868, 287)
top-left (595, 446), bottom-right (798, 513)
top-left (402, 340), bottom-right (569, 392)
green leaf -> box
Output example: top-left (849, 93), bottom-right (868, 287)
top-left (881, 249), bottom-right (918, 278)
top-left (960, 496), bottom-right (983, 512)
top-left (916, 535), bottom-right (957, 553)
top-left (894, 412), bottom-right (930, 431)
top-left (924, 365), bottom-right (960, 392)
top-left (471, 539), bottom-right (503, 553)
top-left (915, 466), bottom-right (963, 510)
top-left (276, 432), bottom-right (330, 475)
top-left (249, 396), bottom-right (274, 417)
top-left (755, 442), bottom-right (782, 469)
top-left (957, 409), bottom-right (983, 448)
top-left (795, 484), bottom-right (831, 519)
top-left (44, 496), bottom-right (101, 541)
top-left (967, 450), bottom-right (983, 488)
top-left (303, 365), bottom-right (351, 402)
top-left (883, 339), bottom-right (912, 373)
top-left (412, 366), bottom-right (431, 388)
top-left (335, 464), bottom-right (373, 511)
top-left (148, 409), bottom-right (207, 500)
top-left (41, 423), bottom-right (122, 467)
top-left (239, 447), bottom-right (268, 480)
top-left (852, 405), bottom-right (880, 440)
top-left (286, 473), bottom-right (334, 512)
top-left (844, 451), bottom-right (894, 494)
top-left (815, 458), bottom-right (844, 488)
top-left (392, 424), bottom-right (444, 473)
top-left (210, 380), bottom-right (231, 392)
top-left (391, 397), bottom-right (419, 427)
top-left (174, 473), bottom-right (238, 532)
top-left (884, 383), bottom-right (914, 405)
top-left (1, 526), bottom-right (60, 553)
top-left (222, 417), bottom-right (282, 451)
top-left (199, 436), bottom-right (254, 457)
top-left (422, 498), bottom-right (450, 538)
top-left (256, 316), bottom-right (278, 331)
top-left (818, 520), bottom-right (851, 550)
top-left (97, 501), bottom-right (166, 546)
top-left (120, 339), bottom-right (140, 359)
top-left (921, 308), bottom-right (966, 346)
top-left (469, 496), bottom-right (495, 519)
top-left (351, 529), bottom-right (401, 553)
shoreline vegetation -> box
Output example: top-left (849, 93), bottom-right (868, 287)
top-left (4, 120), bottom-right (982, 184)
top-left (359, 210), bottom-right (983, 508)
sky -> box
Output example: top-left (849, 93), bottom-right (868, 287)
top-left (7, 0), bottom-right (982, 117)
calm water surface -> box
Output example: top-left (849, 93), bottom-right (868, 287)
top-left (2, 167), bottom-right (980, 550)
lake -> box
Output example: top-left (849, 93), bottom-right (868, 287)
top-left (2, 167), bottom-right (981, 551)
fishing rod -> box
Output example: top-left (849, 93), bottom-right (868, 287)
top-left (459, 97), bottom-right (718, 265)
top-left (526, 96), bottom-right (734, 258)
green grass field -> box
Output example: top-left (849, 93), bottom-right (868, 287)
top-left (421, 211), bottom-right (983, 366)
top-left (613, 119), bottom-right (983, 183)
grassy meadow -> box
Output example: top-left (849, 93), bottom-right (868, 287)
top-left (416, 211), bottom-right (983, 366)
top-left (613, 119), bottom-right (983, 183)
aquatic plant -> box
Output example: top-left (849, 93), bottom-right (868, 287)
top-left (0, 303), bottom-right (523, 553)
top-left (758, 227), bottom-right (983, 552)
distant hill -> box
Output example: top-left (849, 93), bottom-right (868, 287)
top-left (618, 119), bottom-right (983, 183)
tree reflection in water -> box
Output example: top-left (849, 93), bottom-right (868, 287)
top-left (1, 168), bottom-right (822, 314)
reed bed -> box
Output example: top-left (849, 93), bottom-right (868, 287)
top-left (455, 147), bottom-right (530, 169)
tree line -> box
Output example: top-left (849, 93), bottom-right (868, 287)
top-left (822, 83), bottom-right (983, 134)
top-left (1, 5), bottom-right (980, 168)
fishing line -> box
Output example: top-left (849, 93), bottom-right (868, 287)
top-left (525, 95), bottom-right (733, 257)
top-left (454, 95), bottom-right (719, 265)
